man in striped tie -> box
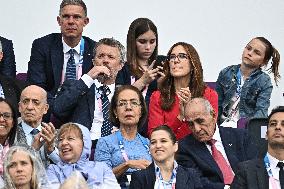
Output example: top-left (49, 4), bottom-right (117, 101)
top-left (53, 38), bottom-right (125, 155)
top-left (177, 98), bottom-right (258, 189)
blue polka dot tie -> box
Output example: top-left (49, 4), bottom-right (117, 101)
top-left (100, 85), bottom-right (112, 137)
top-left (65, 49), bottom-right (76, 80)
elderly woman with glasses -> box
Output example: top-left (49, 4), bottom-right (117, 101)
top-left (148, 42), bottom-right (218, 140)
top-left (95, 85), bottom-right (152, 189)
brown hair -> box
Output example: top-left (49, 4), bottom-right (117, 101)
top-left (109, 85), bottom-right (147, 129)
top-left (151, 125), bottom-right (177, 144)
top-left (254, 37), bottom-right (281, 85)
top-left (127, 18), bottom-right (158, 78)
top-left (58, 123), bottom-right (83, 141)
top-left (159, 42), bottom-right (206, 110)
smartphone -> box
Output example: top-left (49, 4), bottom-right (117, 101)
top-left (153, 55), bottom-right (167, 69)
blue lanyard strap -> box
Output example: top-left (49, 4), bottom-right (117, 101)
top-left (79, 37), bottom-right (85, 65)
top-left (155, 162), bottom-right (177, 189)
top-left (236, 68), bottom-right (242, 96)
top-left (116, 131), bottom-right (150, 161)
top-left (264, 152), bottom-right (273, 177)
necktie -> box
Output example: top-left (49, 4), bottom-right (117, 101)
top-left (99, 85), bottom-right (112, 137)
top-left (65, 49), bottom-right (76, 80)
top-left (30, 128), bottom-right (40, 136)
top-left (277, 162), bottom-right (284, 188)
top-left (208, 139), bottom-right (234, 184)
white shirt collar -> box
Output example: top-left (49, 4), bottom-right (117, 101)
top-left (267, 152), bottom-right (282, 170)
top-left (212, 124), bottom-right (222, 143)
top-left (62, 37), bottom-right (81, 55)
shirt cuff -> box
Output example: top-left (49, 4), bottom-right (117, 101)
top-left (224, 185), bottom-right (231, 189)
top-left (81, 74), bottom-right (95, 88)
top-left (48, 147), bottom-right (61, 164)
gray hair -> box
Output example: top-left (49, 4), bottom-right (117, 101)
top-left (187, 97), bottom-right (215, 116)
top-left (59, 0), bottom-right (87, 16)
top-left (3, 145), bottom-right (50, 189)
top-left (93, 38), bottom-right (126, 64)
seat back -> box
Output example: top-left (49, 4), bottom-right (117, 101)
top-left (246, 117), bottom-right (268, 157)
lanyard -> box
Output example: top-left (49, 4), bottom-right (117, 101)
top-left (77, 37), bottom-right (85, 79)
top-left (61, 37), bottom-right (85, 84)
top-left (236, 68), bottom-right (243, 97)
top-left (264, 153), bottom-right (279, 189)
top-left (154, 163), bottom-right (177, 189)
top-left (116, 131), bottom-right (149, 162)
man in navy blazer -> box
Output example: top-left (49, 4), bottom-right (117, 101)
top-left (53, 38), bottom-right (125, 139)
top-left (231, 106), bottom-right (284, 189)
top-left (27, 0), bottom-right (95, 120)
top-left (177, 98), bottom-right (258, 189)
top-left (0, 36), bottom-right (16, 78)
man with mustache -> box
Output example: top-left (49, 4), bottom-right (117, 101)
top-left (177, 98), bottom-right (258, 189)
top-left (53, 38), bottom-right (125, 154)
top-left (231, 106), bottom-right (284, 189)
top-left (27, 0), bottom-right (95, 122)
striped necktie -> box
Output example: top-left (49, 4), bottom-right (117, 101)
top-left (99, 85), bottom-right (112, 137)
top-left (65, 49), bottom-right (76, 80)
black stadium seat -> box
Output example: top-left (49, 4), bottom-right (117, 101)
top-left (246, 117), bottom-right (268, 158)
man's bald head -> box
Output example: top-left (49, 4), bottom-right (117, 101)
top-left (19, 85), bottom-right (49, 128)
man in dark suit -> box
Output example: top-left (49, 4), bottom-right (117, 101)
top-left (53, 38), bottom-right (124, 149)
top-left (0, 36), bottom-right (16, 78)
top-left (0, 75), bottom-right (27, 114)
top-left (27, 0), bottom-right (95, 121)
top-left (231, 106), bottom-right (284, 189)
top-left (176, 98), bottom-right (258, 189)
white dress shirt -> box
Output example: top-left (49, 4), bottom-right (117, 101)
top-left (62, 38), bottom-right (82, 82)
top-left (267, 152), bottom-right (281, 189)
top-left (81, 74), bottom-right (115, 140)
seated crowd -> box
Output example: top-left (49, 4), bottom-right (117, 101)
top-left (0, 0), bottom-right (282, 188)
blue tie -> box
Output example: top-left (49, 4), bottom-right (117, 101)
top-left (65, 49), bottom-right (76, 80)
top-left (100, 85), bottom-right (112, 137)
top-left (30, 128), bottom-right (40, 136)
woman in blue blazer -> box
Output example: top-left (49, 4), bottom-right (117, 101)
top-left (130, 125), bottom-right (203, 189)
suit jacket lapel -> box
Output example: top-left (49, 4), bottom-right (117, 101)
top-left (16, 123), bottom-right (28, 145)
top-left (176, 166), bottom-right (189, 188)
top-left (256, 159), bottom-right (269, 189)
top-left (87, 85), bottom-right (96, 119)
top-left (191, 138), bottom-right (224, 180)
top-left (82, 37), bottom-right (93, 75)
top-left (219, 127), bottom-right (239, 172)
top-left (51, 35), bottom-right (64, 89)
top-left (146, 163), bottom-right (156, 188)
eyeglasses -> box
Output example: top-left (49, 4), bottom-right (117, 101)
top-left (0, 112), bottom-right (13, 120)
top-left (168, 53), bottom-right (189, 62)
top-left (117, 99), bottom-right (141, 108)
